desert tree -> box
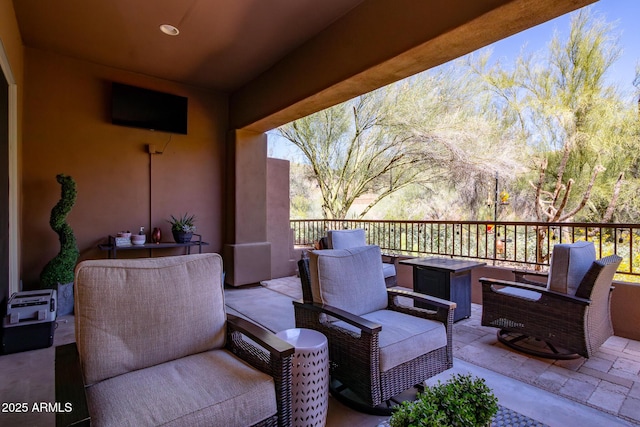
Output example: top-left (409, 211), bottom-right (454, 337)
top-left (278, 60), bottom-right (527, 220)
top-left (472, 8), bottom-right (634, 263)
top-left (395, 61), bottom-right (527, 220)
top-left (278, 87), bottom-right (429, 219)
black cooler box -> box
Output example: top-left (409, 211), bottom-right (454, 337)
top-left (2, 290), bottom-right (57, 354)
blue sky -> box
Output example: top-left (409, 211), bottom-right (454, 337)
top-left (268, 0), bottom-right (640, 158)
top-left (485, 0), bottom-right (640, 93)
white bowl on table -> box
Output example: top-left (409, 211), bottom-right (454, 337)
top-left (131, 235), bottom-right (146, 245)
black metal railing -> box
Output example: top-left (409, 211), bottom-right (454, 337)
top-left (291, 219), bottom-right (640, 277)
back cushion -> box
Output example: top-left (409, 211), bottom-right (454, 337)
top-left (75, 254), bottom-right (225, 385)
top-left (328, 228), bottom-right (367, 249)
top-left (309, 245), bottom-right (388, 315)
top-left (547, 241), bottom-right (596, 295)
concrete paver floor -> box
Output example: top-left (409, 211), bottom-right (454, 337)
top-left (0, 277), bottom-right (638, 426)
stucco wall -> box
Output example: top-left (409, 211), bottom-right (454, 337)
top-left (20, 48), bottom-right (227, 288)
top-left (267, 158), bottom-right (296, 278)
top-left (230, 0), bottom-right (596, 132)
top-left (609, 281), bottom-right (640, 341)
top-left (0, 0), bottom-right (24, 303)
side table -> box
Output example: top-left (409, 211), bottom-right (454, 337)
top-left (275, 328), bottom-right (329, 427)
top-left (399, 257), bottom-right (486, 321)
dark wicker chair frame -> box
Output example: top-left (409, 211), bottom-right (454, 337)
top-left (294, 258), bottom-right (455, 412)
top-left (55, 314), bottom-right (294, 427)
top-left (480, 255), bottom-right (621, 359)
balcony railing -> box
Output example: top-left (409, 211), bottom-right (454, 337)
top-left (291, 219), bottom-right (640, 278)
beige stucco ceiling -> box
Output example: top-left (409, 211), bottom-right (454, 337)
top-left (13, 0), bottom-right (597, 130)
top-left (13, 0), bottom-right (365, 92)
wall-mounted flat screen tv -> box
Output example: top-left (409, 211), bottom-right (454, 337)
top-left (111, 82), bottom-right (188, 134)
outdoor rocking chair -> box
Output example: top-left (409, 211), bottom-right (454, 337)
top-left (294, 245), bottom-right (455, 415)
top-left (480, 241), bottom-right (621, 359)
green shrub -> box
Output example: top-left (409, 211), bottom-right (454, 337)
top-left (389, 374), bottom-right (499, 427)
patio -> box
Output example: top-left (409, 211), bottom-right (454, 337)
top-left (1, 275), bottom-right (638, 426)
top-left (226, 276), bottom-right (640, 426)
top-left (2, 1), bottom-right (638, 425)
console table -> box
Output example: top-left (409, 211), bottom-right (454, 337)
top-left (399, 257), bottom-right (485, 322)
top-left (98, 234), bottom-right (209, 258)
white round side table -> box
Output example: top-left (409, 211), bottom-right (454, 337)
top-left (276, 328), bottom-right (329, 427)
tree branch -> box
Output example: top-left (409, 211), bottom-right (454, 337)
top-left (602, 172), bottom-right (624, 222)
top-left (559, 165), bottom-right (604, 221)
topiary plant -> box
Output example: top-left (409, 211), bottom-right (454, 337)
top-left (40, 174), bottom-right (79, 288)
top-left (389, 374), bottom-right (499, 427)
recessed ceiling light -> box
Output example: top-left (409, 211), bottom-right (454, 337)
top-left (160, 24), bottom-right (180, 36)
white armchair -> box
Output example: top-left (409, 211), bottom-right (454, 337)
top-left (56, 254), bottom-right (294, 427)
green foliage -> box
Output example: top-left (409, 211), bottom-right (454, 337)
top-left (389, 399), bottom-right (446, 427)
top-left (40, 174), bottom-right (79, 288)
top-left (279, 68), bottom-right (524, 220)
top-left (283, 7), bottom-right (640, 222)
top-left (167, 213), bottom-right (197, 232)
top-left (389, 374), bottom-right (499, 427)
top-left (474, 8), bottom-right (637, 223)
top-left (289, 162), bottom-right (323, 218)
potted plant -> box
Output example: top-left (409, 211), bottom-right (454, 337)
top-left (168, 213), bottom-right (197, 243)
top-left (40, 174), bottom-right (79, 315)
top-left (389, 374), bottom-right (499, 427)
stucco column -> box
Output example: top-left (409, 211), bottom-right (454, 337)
top-left (267, 158), bottom-right (297, 278)
top-left (223, 129), bottom-right (272, 286)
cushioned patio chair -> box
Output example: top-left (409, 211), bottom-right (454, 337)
top-left (55, 254), bottom-right (294, 427)
top-left (320, 228), bottom-right (399, 287)
top-left (480, 241), bottom-right (621, 359)
top-left (295, 245), bottom-right (455, 414)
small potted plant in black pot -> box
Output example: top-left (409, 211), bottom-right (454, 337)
top-left (168, 213), bottom-right (196, 243)
top-left (389, 373), bottom-right (499, 427)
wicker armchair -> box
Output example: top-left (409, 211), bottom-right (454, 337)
top-left (295, 245), bottom-right (455, 414)
top-left (56, 254), bottom-right (294, 427)
top-left (480, 246), bottom-right (621, 359)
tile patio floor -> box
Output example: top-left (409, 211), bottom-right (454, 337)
top-left (454, 304), bottom-right (640, 424)
top-left (0, 275), bottom-right (638, 426)
top-left (250, 275), bottom-right (640, 426)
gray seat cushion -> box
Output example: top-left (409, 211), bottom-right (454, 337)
top-left (494, 242), bottom-right (596, 303)
top-left (326, 229), bottom-right (396, 278)
top-left (382, 262), bottom-right (396, 279)
top-left (496, 286), bottom-right (542, 301)
top-left (309, 245), bottom-right (388, 315)
top-left (327, 228), bottom-right (366, 249)
top-left (87, 349), bottom-right (277, 427)
top-left (332, 309), bottom-right (446, 372)
top-left (547, 241), bottom-right (596, 295)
